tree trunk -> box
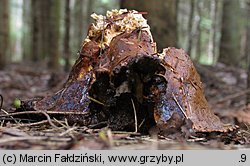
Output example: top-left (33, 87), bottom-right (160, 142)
top-left (64, 0), bottom-right (71, 72)
top-left (73, 0), bottom-right (89, 52)
top-left (120, 0), bottom-right (178, 51)
top-left (0, 0), bottom-right (10, 69)
top-left (22, 0), bottom-right (32, 61)
top-left (195, 0), bottom-right (202, 62)
top-left (208, 0), bottom-right (218, 64)
top-left (47, 0), bottom-right (61, 70)
top-left (246, 0), bottom-right (250, 104)
top-left (87, 0), bottom-right (94, 25)
top-left (40, 0), bottom-right (50, 60)
top-left (212, 0), bottom-right (219, 64)
top-left (31, 0), bottom-right (61, 69)
top-left (31, 0), bottom-right (42, 62)
top-left (187, 0), bottom-right (195, 55)
top-left (218, 0), bottom-right (241, 66)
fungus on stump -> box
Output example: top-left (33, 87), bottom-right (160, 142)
top-left (20, 9), bottom-right (235, 134)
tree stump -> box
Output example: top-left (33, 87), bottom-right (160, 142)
top-left (19, 9), bottom-right (235, 135)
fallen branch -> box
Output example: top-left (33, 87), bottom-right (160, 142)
top-left (0, 110), bottom-right (90, 117)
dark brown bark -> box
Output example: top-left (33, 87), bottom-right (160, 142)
top-left (0, 0), bottom-right (9, 69)
top-left (120, 0), bottom-right (178, 51)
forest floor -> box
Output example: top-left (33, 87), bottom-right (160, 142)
top-left (0, 62), bottom-right (249, 149)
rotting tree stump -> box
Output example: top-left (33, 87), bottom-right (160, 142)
top-left (18, 9), bottom-right (236, 135)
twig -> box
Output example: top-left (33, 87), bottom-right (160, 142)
top-left (240, 130), bottom-right (250, 135)
top-left (160, 61), bottom-right (176, 72)
top-left (87, 96), bottom-right (105, 106)
top-left (187, 102), bottom-right (192, 116)
top-left (88, 121), bottom-right (107, 129)
top-left (37, 111), bottom-right (59, 128)
top-left (0, 110), bottom-right (90, 117)
top-left (0, 110), bottom-right (64, 129)
top-left (64, 118), bottom-right (70, 127)
top-left (131, 99), bottom-right (138, 133)
top-left (189, 80), bottom-right (198, 90)
top-left (134, 11), bottom-right (148, 15)
top-left (114, 55), bottom-right (130, 67)
top-left (9, 119), bottom-right (64, 127)
top-left (111, 131), bottom-right (141, 136)
top-left (172, 93), bottom-right (188, 119)
top-left (53, 118), bottom-right (69, 128)
top-left (59, 127), bottom-right (77, 136)
top-left (187, 137), bottom-right (206, 142)
top-left (245, 123), bottom-right (250, 132)
top-left (1, 109), bottom-right (19, 124)
top-left (138, 118), bottom-right (145, 129)
top-left (0, 119), bottom-right (4, 127)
